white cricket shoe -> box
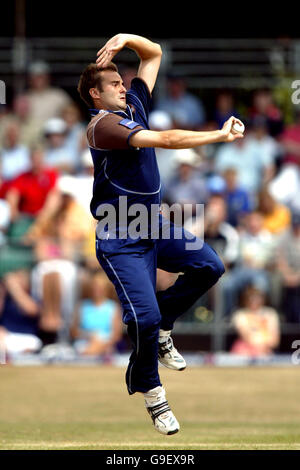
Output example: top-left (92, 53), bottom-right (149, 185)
top-left (158, 330), bottom-right (186, 371)
top-left (144, 386), bottom-right (180, 435)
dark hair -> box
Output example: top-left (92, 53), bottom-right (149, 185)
top-left (77, 62), bottom-right (118, 107)
top-left (239, 285), bottom-right (266, 308)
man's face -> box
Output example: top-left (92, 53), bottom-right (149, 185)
top-left (97, 71), bottom-right (127, 111)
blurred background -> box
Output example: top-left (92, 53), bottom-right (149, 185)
top-left (1, 0), bottom-right (300, 366)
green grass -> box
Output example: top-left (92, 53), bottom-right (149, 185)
top-left (0, 365), bottom-right (300, 449)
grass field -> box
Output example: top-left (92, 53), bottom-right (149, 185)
top-left (0, 365), bottom-right (300, 450)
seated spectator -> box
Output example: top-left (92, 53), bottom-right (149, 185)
top-left (0, 270), bottom-right (42, 356)
top-left (276, 211), bottom-right (300, 323)
top-left (23, 61), bottom-right (72, 124)
top-left (56, 148), bottom-right (94, 215)
top-left (231, 286), bottom-right (280, 356)
top-left (185, 195), bottom-right (239, 314)
top-left (213, 91), bottom-right (239, 128)
top-left (155, 75), bottom-right (206, 129)
top-left (269, 109), bottom-right (300, 208)
top-left (25, 188), bottom-right (94, 260)
top-left (203, 194), bottom-right (239, 268)
top-left (148, 110), bottom-right (177, 187)
top-left (279, 108), bottom-right (300, 168)
top-left (221, 211), bottom-right (276, 316)
top-left (0, 121), bottom-right (30, 181)
top-left (246, 115), bottom-right (279, 181)
top-left (5, 144), bottom-right (58, 222)
top-left (43, 118), bottom-right (77, 174)
top-left (0, 95), bottom-right (43, 148)
top-left (222, 168), bottom-right (252, 227)
top-left (0, 162), bottom-right (13, 200)
top-left (0, 198), bottom-right (10, 247)
top-left (61, 103), bottom-right (86, 170)
top-left (257, 186), bottom-right (291, 236)
top-left (31, 238), bottom-right (79, 344)
top-left (118, 66), bottom-right (137, 92)
top-left (54, 149), bottom-right (97, 268)
top-left (0, 165), bottom-right (11, 246)
top-left (215, 128), bottom-right (275, 196)
top-left (164, 149), bottom-right (208, 209)
top-left (71, 271), bottom-right (122, 357)
top-left (249, 88), bottom-right (284, 137)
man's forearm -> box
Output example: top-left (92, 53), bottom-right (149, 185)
top-left (160, 129), bottom-right (224, 148)
top-left (131, 128), bottom-right (225, 149)
top-left (124, 34), bottom-right (162, 60)
top-left (130, 116), bottom-right (243, 149)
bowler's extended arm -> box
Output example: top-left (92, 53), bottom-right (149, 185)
top-left (130, 116), bottom-right (244, 149)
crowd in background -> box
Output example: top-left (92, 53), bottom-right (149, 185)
top-left (1, 61), bottom-right (300, 360)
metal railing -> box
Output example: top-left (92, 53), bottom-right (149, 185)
top-left (0, 37), bottom-right (300, 95)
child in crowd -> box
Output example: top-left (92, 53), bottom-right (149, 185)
top-left (231, 286), bottom-right (280, 356)
top-left (71, 271), bottom-right (122, 357)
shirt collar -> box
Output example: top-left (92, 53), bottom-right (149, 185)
top-left (89, 105), bottom-right (132, 119)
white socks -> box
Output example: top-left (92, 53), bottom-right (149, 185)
top-left (144, 385), bottom-right (166, 407)
top-left (158, 329), bottom-right (171, 343)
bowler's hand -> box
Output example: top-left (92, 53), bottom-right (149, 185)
top-left (96, 34), bottom-right (128, 68)
top-left (220, 116), bottom-right (244, 142)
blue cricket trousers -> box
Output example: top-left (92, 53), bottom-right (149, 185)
top-left (96, 215), bottom-right (225, 395)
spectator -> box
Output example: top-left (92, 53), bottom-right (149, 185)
top-left (230, 286), bottom-right (280, 356)
top-left (119, 66), bottom-right (138, 91)
top-left (279, 109), bottom-right (300, 168)
top-left (148, 110), bottom-right (177, 187)
top-left (164, 148), bottom-right (208, 208)
top-left (56, 148), bottom-right (94, 215)
top-left (52, 149), bottom-right (97, 267)
top-left (25, 189), bottom-right (94, 260)
top-left (204, 195), bottom-right (239, 266)
top-left (215, 128), bottom-right (275, 196)
top-left (155, 75), bottom-right (206, 129)
top-left (24, 61), bottom-right (72, 124)
top-left (247, 115), bottom-right (279, 181)
top-left (43, 118), bottom-right (77, 174)
top-left (221, 211), bottom-right (276, 316)
top-left (71, 271), bottom-right (122, 357)
top-left (214, 91), bottom-right (239, 128)
top-left (0, 121), bottom-right (31, 181)
top-left (0, 198), bottom-right (10, 247)
top-left (6, 145), bottom-right (58, 222)
top-left (0, 270), bottom-right (42, 356)
top-left (222, 167), bottom-right (252, 227)
top-left (61, 103), bottom-right (87, 170)
top-left (31, 238), bottom-right (79, 344)
top-left (269, 109), bottom-right (300, 209)
top-left (0, 95), bottom-right (43, 149)
top-left (276, 211), bottom-right (300, 323)
top-left (249, 88), bottom-right (284, 137)
top-left (0, 163), bottom-right (11, 246)
top-left (0, 162), bottom-right (12, 200)
top-left (184, 195), bottom-right (239, 314)
top-left (257, 186), bottom-right (291, 236)
top-left (186, 194), bottom-right (239, 268)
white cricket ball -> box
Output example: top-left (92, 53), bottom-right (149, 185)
top-left (232, 121), bottom-right (245, 134)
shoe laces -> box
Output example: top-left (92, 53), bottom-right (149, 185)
top-left (159, 336), bottom-right (176, 354)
